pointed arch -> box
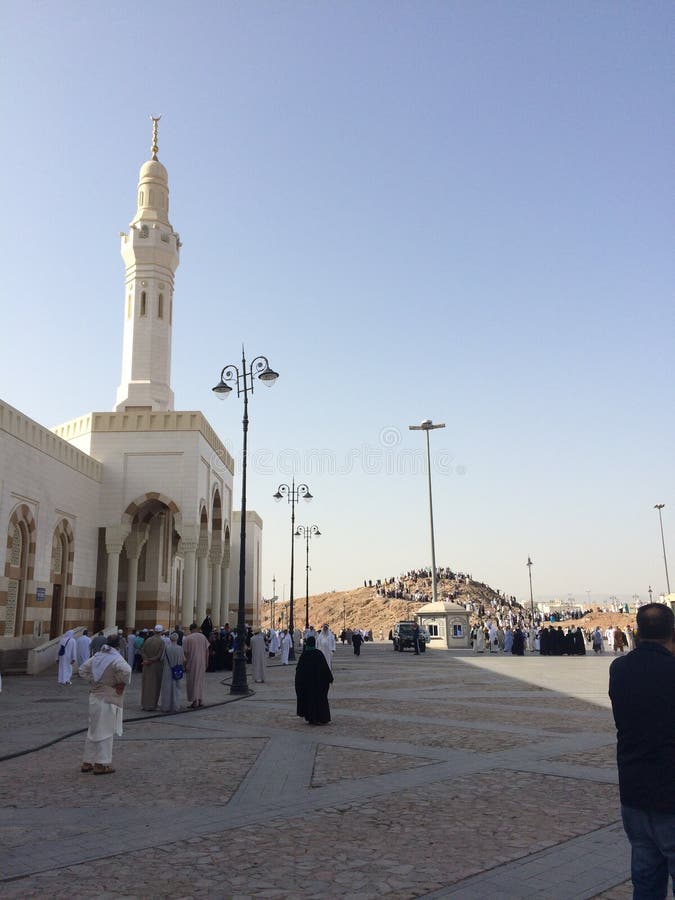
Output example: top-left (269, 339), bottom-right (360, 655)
top-left (3, 504), bottom-right (36, 637)
top-left (123, 492), bottom-right (180, 524)
top-left (49, 518), bottom-right (75, 637)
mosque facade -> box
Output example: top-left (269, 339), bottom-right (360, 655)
top-left (0, 124), bottom-right (262, 663)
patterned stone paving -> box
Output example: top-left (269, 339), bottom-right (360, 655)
top-left (0, 645), bottom-right (633, 898)
top-left (311, 745), bottom-right (430, 787)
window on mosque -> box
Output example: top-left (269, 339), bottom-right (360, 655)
top-left (452, 624), bottom-right (463, 637)
top-left (428, 624), bottom-right (439, 637)
top-left (140, 292), bottom-right (147, 317)
top-left (158, 293), bottom-right (163, 319)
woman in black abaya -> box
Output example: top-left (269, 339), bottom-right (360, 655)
top-left (295, 636), bottom-right (334, 725)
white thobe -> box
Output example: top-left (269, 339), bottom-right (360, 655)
top-left (317, 631), bottom-right (335, 670)
top-left (268, 630), bottom-right (280, 654)
top-left (280, 633), bottom-right (292, 664)
top-left (57, 634), bottom-right (77, 683)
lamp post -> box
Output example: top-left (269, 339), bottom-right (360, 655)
top-left (296, 525), bottom-right (321, 629)
top-left (527, 556), bottom-right (534, 623)
top-left (654, 504), bottom-right (671, 595)
top-left (408, 419), bottom-right (445, 604)
top-left (213, 348), bottom-right (279, 694)
top-left (274, 479), bottom-right (312, 660)
top-left (271, 575), bottom-right (277, 630)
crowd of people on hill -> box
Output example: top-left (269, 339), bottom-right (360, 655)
top-left (366, 566), bottom-right (476, 604)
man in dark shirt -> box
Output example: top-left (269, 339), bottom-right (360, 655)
top-left (609, 603), bottom-right (675, 898)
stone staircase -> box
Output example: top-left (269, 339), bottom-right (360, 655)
top-left (0, 648), bottom-right (30, 675)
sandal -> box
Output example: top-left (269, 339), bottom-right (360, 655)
top-left (93, 764), bottom-right (115, 775)
top-left (81, 763), bottom-right (94, 773)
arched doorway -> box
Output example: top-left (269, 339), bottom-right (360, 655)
top-left (49, 520), bottom-right (74, 638)
top-left (3, 505), bottom-right (36, 637)
top-left (122, 495), bottom-right (181, 630)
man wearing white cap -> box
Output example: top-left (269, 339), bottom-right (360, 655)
top-left (140, 625), bottom-right (165, 711)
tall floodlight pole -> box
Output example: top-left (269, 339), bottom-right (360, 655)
top-left (409, 419), bottom-right (445, 604)
top-left (213, 349), bottom-right (279, 694)
top-left (654, 504), bottom-right (671, 595)
top-left (527, 556), bottom-right (535, 622)
top-left (271, 575), bottom-right (277, 629)
top-left (296, 525), bottom-right (321, 628)
top-left (274, 480), bottom-right (313, 660)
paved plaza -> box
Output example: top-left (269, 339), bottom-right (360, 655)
top-left (0, 644), bottom-right (632, 899)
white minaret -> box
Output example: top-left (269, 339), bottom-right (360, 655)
top-left (115, 116), bottom-right (180, 412)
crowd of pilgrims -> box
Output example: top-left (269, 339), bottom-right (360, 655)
top-left (74, 619), bottom-right (375, 674)
top-left (470, 622), bottom-right (634, 655)
top-left (368, 567), bottom-right (476, 603)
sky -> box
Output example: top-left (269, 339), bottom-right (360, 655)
top-left (1, 1), bottom-right (673, 606)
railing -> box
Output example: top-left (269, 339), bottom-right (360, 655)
top-left (26, 626), bottom-right (117, 675)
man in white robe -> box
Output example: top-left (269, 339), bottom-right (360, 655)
top-left (78, 634), bottom-right (131, 774)
top-left (76, 630), bottom-right (91, 667)
top-left (268, 629), bottom-right (280, 657)
top-left (316, 625), bottom-right (336, 670)
top-left (605, 626), bottom-right (615, 652)
top-left (280, 629), bottom-right (292, 665)
top-left (251, 630), bottom-right (266, 683)
top-left (473, 626), bottom-right (485, 653)
top-left (57, 629), bottom-right (77, 684)
top-left (304, 625), bottom-right (317, 641)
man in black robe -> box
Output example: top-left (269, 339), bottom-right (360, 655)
top-left (512, 627), bottom-right (525, 656)
top-left (295, 636), bottom-right (334, 725)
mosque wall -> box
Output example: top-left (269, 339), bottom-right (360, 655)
top-left (0, 400), bottom-right (101, 640)
top-left (229, 511), bottom-right (263, 628)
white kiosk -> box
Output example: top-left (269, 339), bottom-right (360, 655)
top-left (416, 600), bottom-right (471, 649)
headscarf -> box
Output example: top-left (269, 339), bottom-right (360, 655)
top-left (91, 644), bottom-right (122, 682)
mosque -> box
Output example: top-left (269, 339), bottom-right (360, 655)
top-left (0, 121), bottom-right (262, 670)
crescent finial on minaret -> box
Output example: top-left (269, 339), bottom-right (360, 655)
top-left (150, 114), bottom-right (162, 160)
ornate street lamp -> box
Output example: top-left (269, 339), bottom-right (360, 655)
top-left (296, 525), bottom-right (321, 629)
top-left (654, 504), bottom-right (671, 595)
top-left (273, 479), bottom-right (312, 659)
top-left (409, 419), bottom-right (445, 603)
top-left (213, 348), bottom-right (278, 694)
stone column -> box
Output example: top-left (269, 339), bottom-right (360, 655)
top-left (124, 525), bottom-right (149, 629)
top-left (179, 540), bottom-right (198, 625)
top-left (104, 526), bottom-right (129, 632)
top-left (210, 543), bottom-right (223, 625)
top-left (195, 534), bottom-right (210, 625)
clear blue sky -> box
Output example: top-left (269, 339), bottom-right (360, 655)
top-left (2, 1), bottom-right (673, 606)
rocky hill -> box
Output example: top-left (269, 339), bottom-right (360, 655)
top-left (261, 574), bottom-right (508, 638)
top-left (260, 574), bottom-right (637, 637)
